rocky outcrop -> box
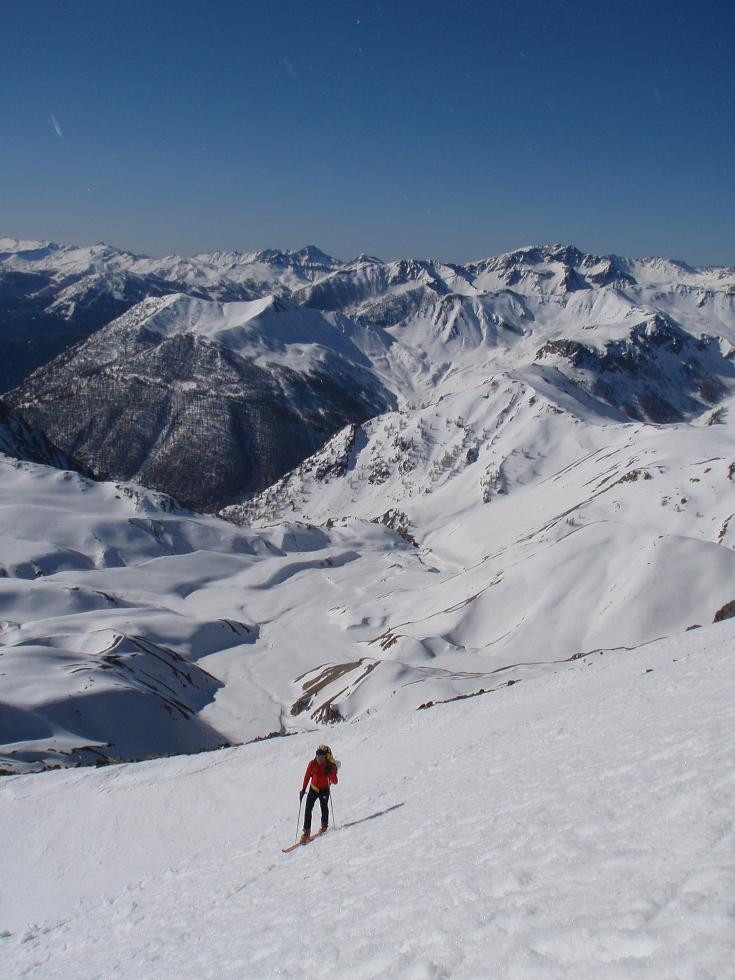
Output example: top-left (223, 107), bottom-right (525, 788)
top-left (535, 315), bottom-right (734, 423)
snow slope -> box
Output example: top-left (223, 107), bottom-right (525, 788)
top-left (0, 453), bottom-right (414, 771)
top-left (1, 619), bottom-right (734, 978)
top-left (3, 383), bottom-right (735, 771)
top-left (223, 384), bottom-right (735, 708)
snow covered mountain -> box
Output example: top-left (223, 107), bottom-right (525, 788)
top-left (4, 235), bottom-right (734, 400)
top-left (2, 617), bottom-right (734, 977)
top-left (296, 244), bottom-right (735, 425)
top-left (5, 238), bottom-right (735, 510)
top-left (2, 238), bottom-right (735, 778)
top-left (220, 382), bottom-right (735, 720)
top-left (2, 389), bottom-right (734, 774)
top-left (0, 238), bottom-right (343, 391)
top-left (7, 293), bottom-right (394, 510)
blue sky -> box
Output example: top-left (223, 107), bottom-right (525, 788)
top-left (2, 0), bottom-right (733, 264)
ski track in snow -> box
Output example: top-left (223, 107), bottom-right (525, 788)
top-left (1, 621), bottom-right (734, 978)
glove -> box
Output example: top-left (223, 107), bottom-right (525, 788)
top-left (299, 789), bottom-right (305, 801)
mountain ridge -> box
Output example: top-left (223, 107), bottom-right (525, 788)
top-left (5, 237), bottom-right (735, 509)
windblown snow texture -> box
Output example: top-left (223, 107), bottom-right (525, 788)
top-left (1, 620), bottom-right (734, 978)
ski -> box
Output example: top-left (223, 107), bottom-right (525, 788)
top-left (282, 829), bottom-right (328, 853)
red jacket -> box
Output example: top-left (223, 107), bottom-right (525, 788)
top-left (302, 758), bottom-right (338, 793)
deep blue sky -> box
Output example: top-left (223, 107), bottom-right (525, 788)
top-left (2, 1), bottom-right (733, 265)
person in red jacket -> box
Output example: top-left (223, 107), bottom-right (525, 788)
top-left (300, 744), bottom-right (339, 843)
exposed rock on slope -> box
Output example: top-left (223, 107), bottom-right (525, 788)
top-left (535, 314), bottom-right (734, 422)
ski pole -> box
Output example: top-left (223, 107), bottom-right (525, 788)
top-left (295, 795), bottom-right (304, 842)
top-left (329, 789), bottom-right (337, 830)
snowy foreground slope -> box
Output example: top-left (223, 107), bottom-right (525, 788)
top-left (1, 620), bottom-right (734, 978)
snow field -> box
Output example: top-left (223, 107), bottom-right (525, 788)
top-left (1, 619), bottom-right (734, 978)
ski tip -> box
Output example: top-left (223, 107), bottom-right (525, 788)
top-left (283, 828), bottom-right (330, 852)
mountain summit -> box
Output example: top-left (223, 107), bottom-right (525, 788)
top-left (5, 239), bottom-right (735, 509)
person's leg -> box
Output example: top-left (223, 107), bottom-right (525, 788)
top-left (303, 789), bottom-right (318, 835)
top-left (319, 789), bottom-right (330, 830)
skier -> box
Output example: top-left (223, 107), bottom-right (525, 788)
top-left (299, 744), bottom-right (339, 844)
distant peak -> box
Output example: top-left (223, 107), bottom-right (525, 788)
top-left (0, 237), bottom-right (58, 255)
top-left (195, 248), bottom-right (251, 265)
top-left (498, 243), bottom-right (584, 267)
top-left (351, 253), bottom-right (384, 265)
top-left (539, 243), bottom-right (584, 265)
top-left (250, 245), bottom-right (339, 269)
top-left (292, 245), bottom-right (336, 264)
top-left (638, 254), bottom-right (696, 274)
